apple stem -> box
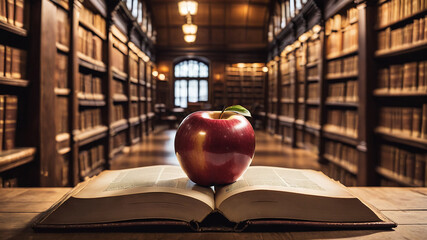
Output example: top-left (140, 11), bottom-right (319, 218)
top-left (219, 106), bottom-right (226, 119)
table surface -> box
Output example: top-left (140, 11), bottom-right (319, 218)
top-left (0, 187), bottom-right (426, 240)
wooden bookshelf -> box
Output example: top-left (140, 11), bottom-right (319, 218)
top-left (374, 0), bottom-right (427, 187)
top-left (0, 0), bottom-right (156, 187)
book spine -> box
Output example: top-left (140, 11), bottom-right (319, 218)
top-left (6, 0), bottom-right (13, 25)
top-left (421, 104), bottom-right (427, 139)
top-left (4, 46), bottom-right (11, 78)
top-left (3, 95), bottom-right (17, 150)
top-left (0, 44), bottom-right (4, 76)
top-left (0, 0), bottom-right (6, 22)
top-left (0, 96), bottom-right (4, 152)
top-left (11, 47), bottom-right (20, 79)
top-left (14, 0), bottom-right (23, 28)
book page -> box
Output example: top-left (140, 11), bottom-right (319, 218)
top-left (74, 165), bottom-right (215, 209)
top-left (215, 166), bottom-right (353, 207)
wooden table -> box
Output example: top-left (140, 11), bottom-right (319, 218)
top-left (1, 187), bottom-right (426, 240)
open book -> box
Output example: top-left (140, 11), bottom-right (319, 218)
top-left (34, 165), bottom-right (396, 231)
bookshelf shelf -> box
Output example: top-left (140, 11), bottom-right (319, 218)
top-left (324, 154), bottom-right (358, 175)
top-left (130, 77), bottom-right (138, 84)
top-left (110, 119), bottom-right (129, 133)
top-left (54, 88), bottom-right (71, 96)
top-left (74, 126), bottom-right (108, 147)
top-left (112, 94), bottom-right (128, 102)
top-left (129, 117), bottom-right (140, 126)
top-left (81, 160), bottom-right (105, 180)
top-left (326, 48), bottom-right (358, 61)
top-left (56, 42), bottom-right (69, 53)
top-left (373, 89), bottom-right (427, 97)
top-left (130, 96), bottom-right (139, 102)
top-left (375, 128), bottom-right (427, 151)
top-left (325, 101), bottom-right (359, 108)
top-left (280, 98), bottom-right (294, 103)
top-left (376, 8), bottom-right (427, 31)
top-left (306, 99), bottom-right (320, 105)
top-left (78, 98), bottom-right (106, 107)
top-left (79, 20), bottom-right (106, 40)
top-left (323, 130), bottom-right (359, 146)
top-left (112, 68), bottom-right (128, 81)
top-left (0, 148), bottom-right (36, 173)
top-left (307, 76), bottom-right (320, 82)
top-left (0, 77), bottom-right (30, 87)
top-left (78, 53), bottom-right (106, 72)
top-left (306, 61), bottom-right (319, 68)
top-left (50, 0), bottom-right (69, 11)
top-left (325, 73), bottom-right (358, 81)
top-left (375, 40), bottom-right (427, 58)
top-left (376, 167), bottom-right (423, 187)
top-left (0, 21), bottom-right (27, 37)
top-left (295, 120), bottom-right (305, 126)
top-left (278, 115), bottom-right (295, 124)
top-left (110, 145), bottom-right (125, 158)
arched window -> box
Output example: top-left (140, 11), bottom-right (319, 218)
top-left (174, 59), bottom-right (209, 108)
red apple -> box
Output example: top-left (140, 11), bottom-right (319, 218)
top-left (174, 111), bottom-right (255, 186)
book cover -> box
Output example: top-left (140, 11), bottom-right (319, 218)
top-left (3, 95), bottom-right (17, 150)
top-left (0, 0), bottom-right (6, 22)
top-left (33, 165), bottom-right (397, 232)
top-left (6, 0), bottom-right (13, 25)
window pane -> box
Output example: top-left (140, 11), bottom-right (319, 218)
top-left (180, 97), bottom-right (187, 108)
top-left (180, 80), bottom-right (187, 97)
top-left (199, 80), bottom-right (208, 101)
top-left (188, 60), bottom-right (199, 77)
top-left (188, 80), bottom-right (198, 102)
top-left (199, 62), bottom-right (209, 77)
top-left (174, 64), bottom-right (180, 77)
top-left (175, 80), bottom-right (181, 98)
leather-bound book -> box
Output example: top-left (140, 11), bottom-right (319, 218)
top-left (3, 95), bottom-right (17, 150)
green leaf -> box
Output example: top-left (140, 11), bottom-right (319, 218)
top-left (224, 105), bottom-right (252, 118)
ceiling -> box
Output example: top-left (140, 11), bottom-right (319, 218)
top-left (149, 0), bottom-right (271, 55)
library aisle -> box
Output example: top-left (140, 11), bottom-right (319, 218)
top-left (110, 127), bottom-right (320, 171)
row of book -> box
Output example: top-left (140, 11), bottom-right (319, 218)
top-left (324, 140), bottom-right (359, 173)
top-left (55, 53), bottom-right (68, 89)
top-left (326, 23), bottom-right (358, 57)
top-left (80, 4), bottom-right (106, 36)
top-left (112, 37), bottom-right (128, 74)
top-left (79, 144), bottom-right (105, 179)
top-left (303, 131), bottom-right (319, 154)
top-left (130, 123), bottom-right (141, 141)
top-left (378, 105), bottom-right (427, 139)
top-left (79, 108), bottom-right (102, 132)
top-left (307, 65), bottom-right (319, 79)
top-left (0, 95), bottom-right (17, 151)
top-left (130, 102), bottom-right (138, 118)
top-left (56, 8), bottom-right (69, 47)
top-left (129, 52), bottom-right (138, 80)
top-left (325, 7), bottom-right (358, 34)
top-left (307, 82), bottom-right (320, 101)
top-left (297, 105), bottom-right (305, 121)
top-left (326, 56), bottom-right (358, 77)
top-left (78, 26), bottom-right (103, 63)
top-left (325, 109), bottom-right (358, 137)
top-left (281, 103), bottom-right (294, 118)
top-left (307, 39), bottom-right (321, 64)
top-left (327, 81), bottom-right (359, 103)
top-left (377, 61), bottom-right (427, 92)
top-left (379, 144), bottom-right (426, 187)
top-left (306, 107), bottom-right (320, 127)
top-left (280, 58), bottom-right (294, 75)
top-left (282, 85), bottom-right (294, 100)
top-left (377, 16), bottom-right (427, 52)
top-left (113, 130), bottom-right (126, 150)
top-left (113, 104), bottom-right (125, 123)
top-left (0, 0), bottom-right (24, 28)
top-left (78, 72), bottom-right (103, 98)
top-left (0, 45), bottom-right (27, 79)
top-left (114, 79), bottom-right (126, 95)
top-left (298, 83), bottom-right (305, 100)
top-left (321, 162), bottom-right (358, 187)
top-left (377, 0), bottom-right (427, 28)
top-left (55, 97), bottom-right (68, 134)
top-left (130, 84), bottom-right (139, 98)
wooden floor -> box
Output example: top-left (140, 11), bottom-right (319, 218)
top-left (111, 126), bottom-right (320, 170)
